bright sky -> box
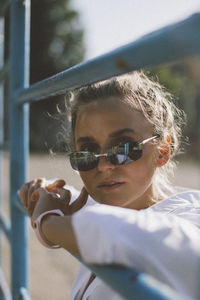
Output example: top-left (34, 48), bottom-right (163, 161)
top-left (72, 0), bottom-right (200, 60)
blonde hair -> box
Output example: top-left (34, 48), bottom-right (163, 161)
top-left (65, 71), bottom-right (187, 200)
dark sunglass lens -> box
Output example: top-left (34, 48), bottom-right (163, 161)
top-left (70, 152), bottom-right (98, 171)
top-left (108, 143), bottom-right (129, 165)
top-left (128, 142), bottom-right (142, 161)
top-left (110, 154), bottom-right (129, 165)
top-left (108, 142), bottom-right (142, 165)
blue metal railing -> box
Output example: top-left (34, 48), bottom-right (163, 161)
top-left (16, 12), bottom-right (200, 105)
top-left (0, 0), bottom-right (199, 299)
top-left (0, 12), bottom-right (11, 300)
top-left (8, 1), bottom-right (30, 300)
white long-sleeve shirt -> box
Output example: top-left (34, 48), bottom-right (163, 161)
top-left (70, 188), bottom-right (200, 300)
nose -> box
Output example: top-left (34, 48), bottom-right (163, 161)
top-left (97, 156), bottom-right (115, 172)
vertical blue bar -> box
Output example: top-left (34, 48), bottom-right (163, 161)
top-left (0, 16), bottom-right (4, 267)
top-left (0, 18), bottom-right (4, 274)
top-left (9, 0), bottom-right (30, 299)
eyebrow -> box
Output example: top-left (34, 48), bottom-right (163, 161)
top-left (76, 128), bottom-right (136, 144)
top-left (76, 136), bottom-right (95, 144)
top-left (109, 128), bottom-right (136, 138)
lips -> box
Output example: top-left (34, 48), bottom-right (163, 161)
top-left (97, 181), bottom-right (125, 190)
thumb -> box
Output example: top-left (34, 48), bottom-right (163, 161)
top-left (69, 187), bottom-right (88, 214)
top-left (28, 187), bottom-right (48, 216)
top-left (46, 179), bottom-right (66, 192)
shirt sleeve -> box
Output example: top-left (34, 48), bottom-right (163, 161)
top-left (72, 204), bottom-right (200, 299)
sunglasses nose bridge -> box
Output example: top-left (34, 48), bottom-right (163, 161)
top-left (96, 153), bottom-right (109, 164)
top-left (96, 153), bottom-right (108, 159)
top-left (95, 153), bottom-right (115, 170)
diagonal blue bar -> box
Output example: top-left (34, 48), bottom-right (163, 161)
top-left (88, 264), bottom-right (184, 300)
top-left (18, 287), bottom-right (31, 300)
top-left (16, 12), bottom-right (200, 105)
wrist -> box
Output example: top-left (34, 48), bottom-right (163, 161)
top-left (33, 209), bottom-right (64, 249)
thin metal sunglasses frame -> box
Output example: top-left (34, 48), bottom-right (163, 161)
top-left (71, 135), bottom-right (159, 160)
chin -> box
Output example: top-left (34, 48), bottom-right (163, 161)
top-left (98, 197), bottom-right (127, 207)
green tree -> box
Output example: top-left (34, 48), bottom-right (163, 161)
top-left (148, 58), bottom-right (200, 157)
top-left (30, 0), bottom-right (85, 151)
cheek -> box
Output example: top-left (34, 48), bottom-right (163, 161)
top-left (79, 171), bottom-right (94, 190)
top-left (125, 153), bottom-right (157, 182)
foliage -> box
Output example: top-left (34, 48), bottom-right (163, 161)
top-left (30, 0), bottom-right (85, 151)
top-left (148, 57), bottom-right (200, 157)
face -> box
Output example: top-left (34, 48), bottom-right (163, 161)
top-left (74, 98), bottom-right (159, 210)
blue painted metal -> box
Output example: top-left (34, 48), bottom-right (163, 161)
top-left (18, 288), bottom-right (31, 300)
top-left (9, 0), bottom-right (30, 299)
top-left (88, 264), bottom-right (184, 300)
top-left (0, 16), bottom-right (5, 300)
top-left (0, 15), bottom-right (11, 300)
top-left (16, 13), bottom-right (200, 105)
top-left (0, 16), bottom-right (5, 257)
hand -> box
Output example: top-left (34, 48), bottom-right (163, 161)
top-left (19, 178), bottom-right (66, 216)
top-left (31, 186), bottom-right (88, 227)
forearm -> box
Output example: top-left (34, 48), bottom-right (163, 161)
top-left (72, 204), bottom-right (200, 296)
top-left (41, 215), bottom-right (80, 256)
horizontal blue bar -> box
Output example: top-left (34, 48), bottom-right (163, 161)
top-left (88, 264), bottom-right (184, 300)
top-left (16, 12), bottom-right (200, 105)
top-left (0, 212), bottom-right (11, 241)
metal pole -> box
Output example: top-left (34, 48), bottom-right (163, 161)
top-left (0, 14), bottom-right (5, 269)
top-left (9, 0), bottom-right (30, 299)
top-left (0, 14), bottom-right (12, 300)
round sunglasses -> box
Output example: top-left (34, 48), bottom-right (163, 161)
top-left (70, 135), bottom-right (159, 171)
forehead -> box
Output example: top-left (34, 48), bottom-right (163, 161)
top-left (74, 98), bottom-right (153, 142)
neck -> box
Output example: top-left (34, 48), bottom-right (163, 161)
top-left (124, 184), bottom-right (159, 210)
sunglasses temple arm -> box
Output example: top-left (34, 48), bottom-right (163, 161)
top-left (140, 135), bottom-right (159, 145)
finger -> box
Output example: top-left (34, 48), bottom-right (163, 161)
top-left (46, 179), bottom-right (66, 192)
top-left (29, 187), bottom-right (51, 217)
top-left (28, 190), bottom-right (39, 216)
top-left (35, 178), bottom-right (46, 188)
top-left (19, 183), bottom-right (29, 207)
top-left (69, 187), bottom-right (88, 214)
top-left (27, 179), bottom-right (37, 202)
top-left (20, 180), bottom-right (36, 207)
top-left (32, 178), bottom-right (45, 195)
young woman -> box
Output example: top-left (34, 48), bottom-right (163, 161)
top-left (20, 71), bottom-right (200, 300)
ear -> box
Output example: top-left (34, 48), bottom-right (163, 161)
top-left (155, 136), bottom-right (171, 167)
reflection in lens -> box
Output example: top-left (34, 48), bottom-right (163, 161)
top-left (108, 142), bottom-right (142, 165)
top-left (70, 152), bottom-right (98, 171)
